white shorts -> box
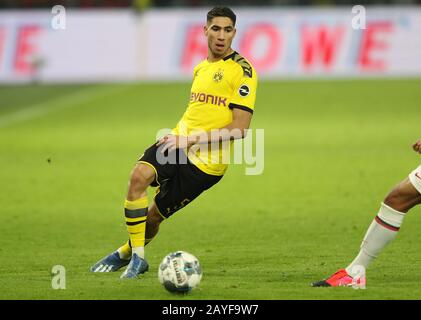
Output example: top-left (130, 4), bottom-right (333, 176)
top-left (408, 165), bottom-right (421, 194)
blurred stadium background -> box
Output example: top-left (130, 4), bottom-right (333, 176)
top-left (1, 0), bottom-right (421, 300)
top-left (2, 0), bottom-right (421, 83)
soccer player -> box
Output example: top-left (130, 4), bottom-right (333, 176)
top-left (90, 7), bottom-right (258, 278)
top-left (312, 139), bottom-right (421, 288)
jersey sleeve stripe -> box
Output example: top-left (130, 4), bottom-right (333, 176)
top-left (228, 103), bottom-right (254, 114)
top-left (223, 51), bottom-right (237, 61)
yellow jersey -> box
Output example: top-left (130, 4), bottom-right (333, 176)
top-left (172, 51), bottom-right (258, 176)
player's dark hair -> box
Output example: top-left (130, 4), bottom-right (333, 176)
top-left (207, 7), bottom-right (236, 26)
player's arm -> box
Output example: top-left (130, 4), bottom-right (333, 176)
top-left (220, 107), bottom-right (253, 138)
top-left (188, 107), bottom-right (253, 143)
top-left (413, 139), bottom-right (421, 153)
top-left (157, 109), bottom-right (252, 153)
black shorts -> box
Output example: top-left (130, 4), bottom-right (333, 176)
top-left (138, 143), bottom-right (223, 219)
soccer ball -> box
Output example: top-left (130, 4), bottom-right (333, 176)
top-left (158, 251), bottom-right (202, 293)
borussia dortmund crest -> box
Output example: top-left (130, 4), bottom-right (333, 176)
top-left (213, 69), bottom-right (224, 83)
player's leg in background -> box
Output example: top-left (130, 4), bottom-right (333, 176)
top-left (383, 177), bottom-right (421, 212)
top-left (312, 172), bottom-right (421, 288)
top-left (346, 177), bottom-right (421, 275)
top-left (145, 201), bottom-right (164, 246)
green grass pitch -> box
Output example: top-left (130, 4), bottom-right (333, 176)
top-left (1, 79), bottom-right (420, 300)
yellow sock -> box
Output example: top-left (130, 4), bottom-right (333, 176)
top-left (117, 240), bottom-right (132, 259)
top-left (124, 197), bottom-right (148, 248)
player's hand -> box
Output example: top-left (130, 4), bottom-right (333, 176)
top-left (156, 134), bottom-right (189, 153)
top-left (413, 139), bottom-right (421, 154)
